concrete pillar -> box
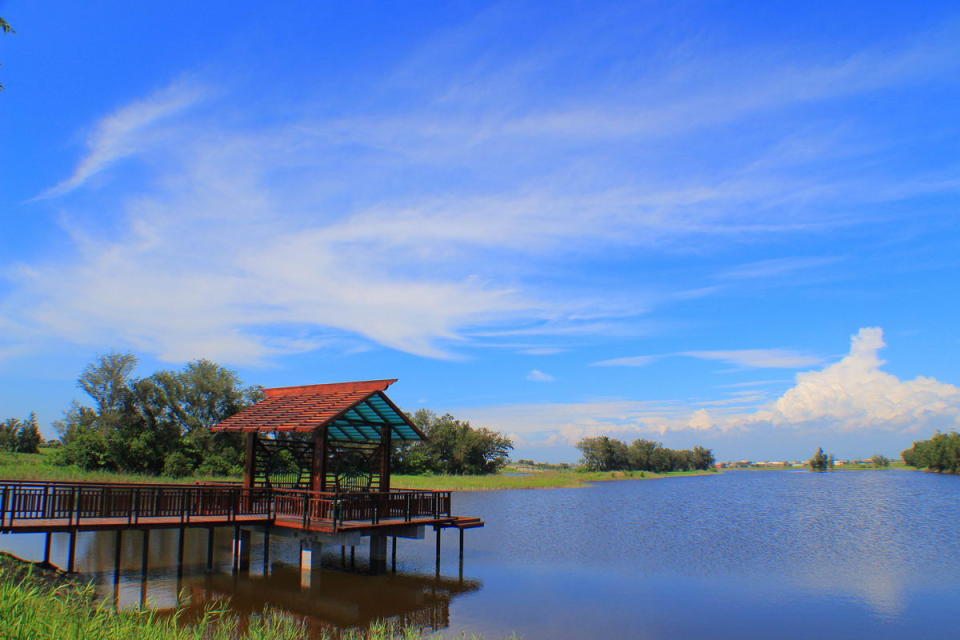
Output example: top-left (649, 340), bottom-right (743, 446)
top-left (233, 527), bottom-right (251, 574)
top-left (369, 534), bottom-right (388, 574)
top-left (299, 540), bottom-right (322, 589)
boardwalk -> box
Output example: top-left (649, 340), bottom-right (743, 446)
top-left (0, 480), bottom-right (480, 534)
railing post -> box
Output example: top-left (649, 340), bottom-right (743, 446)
top-left (405, 493), bottom-right (411, 522)
top-left (1, 486), bottom-right (8, 529)
top-left (70, 486), bottom-right (79, 527)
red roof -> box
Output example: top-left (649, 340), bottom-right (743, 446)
top-left (212, 379), bottom-right (399, 433)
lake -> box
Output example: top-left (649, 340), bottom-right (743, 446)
top-left (2, 470), bottom-right (959, 639)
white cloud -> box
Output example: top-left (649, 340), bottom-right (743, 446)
top-left (460, 328), bottom-right (960, 448)
top-left (526, 369), bottom-right (555, 382)
top-left (593, 355), bottom-right (659, 367)
top-left (681, 349), bottom-right (825, 369)
top-left (8, 19), bottom-right (960, 364)
top-left (38, 82), bottom-right (205, 198)
top-left (594, 349), bottom-right (822, 369)
top-left (747, 327), bottom-right (960, 432)
top-left (717, 256), bottom-right (840, 280)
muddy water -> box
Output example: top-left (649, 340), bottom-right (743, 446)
top-left (3, 470), bottom-right (960, 639)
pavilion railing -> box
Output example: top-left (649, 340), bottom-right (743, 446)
top-left (0, 481), bottom-right (273, 531)
top-left (272, 488), bottom-right (452, 531)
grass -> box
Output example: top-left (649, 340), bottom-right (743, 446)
top-left (1, 448), bottom-right (717, 491)
top-left (393, 468), bottom-right (717, 491)
top-left (0, 449), bottom-right (240, 485)
top-left (0, 553), bottom-right (484, 640)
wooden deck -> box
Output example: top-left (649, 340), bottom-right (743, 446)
top-left (0, 481), bottom-right (482, 535)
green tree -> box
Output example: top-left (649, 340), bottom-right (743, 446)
top-left (869, 453), bottom-right (891, 468)
top-left (809, 447), bottom-right (829, 472)
top-left (54, 353), bottom-right (261, 476)
top-left (0, 418), bottom-right (21, 451)
top-left (394, 409), bottom-right (513, 475)
top-left (16, 412), bottom-right (42, 453)
top-left (577, 436), bottom-right (629, 471)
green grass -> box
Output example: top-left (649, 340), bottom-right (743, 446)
top-left (0, 449), bottom-right (240, 485)
top-left (393, 468), bottom-right (717, 491)
top-left (1, 448), bottom-right (716, 491)
top-left (0, 553), bottom-right (482, 640)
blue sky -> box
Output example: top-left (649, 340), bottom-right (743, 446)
top-left (1, 1), bottom-right (958, 462)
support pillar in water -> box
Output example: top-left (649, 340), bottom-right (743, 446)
top-left (42, 532), bottom-right (52, 567)
top-left (140, 529), bottom-right (150, 607)
top-left (206, 527), bottom-right (215, 573)
top-left (458, 528), bottom-right (465, 581)
top-left (233, 527), bottom-right (251, 574)
top-left (369, 534), bottom-right (388, 574)
top-left (67, 530), bottom-right (77, 573)
top-left (262, 528), bottom-right (271, 575)
top-left (299, 540), bottom-right (322, 589)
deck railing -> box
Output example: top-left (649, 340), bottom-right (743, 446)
top-left (0, 481), bottom-right (451, 532)
top-left (0, 481), bottom-right (273, 530)
top-left (272, 488), bottom-right (452, 530)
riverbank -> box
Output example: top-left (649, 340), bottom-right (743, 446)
top-left (0, 553), bottom-right (452, 640)
top-left (393, 468), bottom-right (718, 490)
top-left (1, 449), bottom-right (718, 491)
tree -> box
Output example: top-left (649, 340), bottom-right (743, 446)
top-left (869, 453), bottom-right (891, 468)
top-left (577, 436), bottom-right (628, 471)
top-left (0, 418), bottom-right (21, 451)
top-left (809, 447), bottom-right (830, 471)
top-left (393, 409), bottom-right (513, 475)
top-left (17, 412), bottom-right (42, 453)
top-left (902, 432), bottom-right (960, 473)
top-left (54, 353), bottom-right (262, 476)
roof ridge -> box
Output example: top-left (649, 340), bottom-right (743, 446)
top-left (264, 379), bottom-right (397, 398)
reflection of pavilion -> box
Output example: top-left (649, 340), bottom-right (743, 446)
top-left (183, 566), bottom-right (482, 636)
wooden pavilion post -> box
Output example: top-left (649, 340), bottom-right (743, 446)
top-left (243, 432), bottom-right (256, 490)
top-left (311, 426), bottom-right (328, 492)
top-left (379, 424), bottom-right (392, 493)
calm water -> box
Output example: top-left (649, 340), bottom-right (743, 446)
top-left (3, 470), bottom-right (960, 639)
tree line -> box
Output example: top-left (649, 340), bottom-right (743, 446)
top-left (393, 409), bottom-right (513, 475)
top-left (0, 413), bottom-right (42, 454)
top-left (49, 353), bottom-right (513, 478)
top-left (575, 436), bottom-right (715, 472)
top-left (54, 354), bottom-right (263, 477)
top-left (902, 432), bottom-right (960, 473)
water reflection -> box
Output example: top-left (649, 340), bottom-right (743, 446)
top-left (182, 568), bottom-right (480, 636)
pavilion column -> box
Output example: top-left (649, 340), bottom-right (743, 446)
top-left (312, 427), bottom-right (328, 492)
top-left (379, 424), bottom-right (392, 493)
top-left (243, 432), bottom-right (256, 490)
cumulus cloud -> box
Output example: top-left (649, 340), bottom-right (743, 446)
top-left (747, 327), bottom-right (960, 432)
top-left (461, 328), bottom-right (960, 448)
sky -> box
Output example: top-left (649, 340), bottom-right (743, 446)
top-left (1, 1), bottom-right (958, 463)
